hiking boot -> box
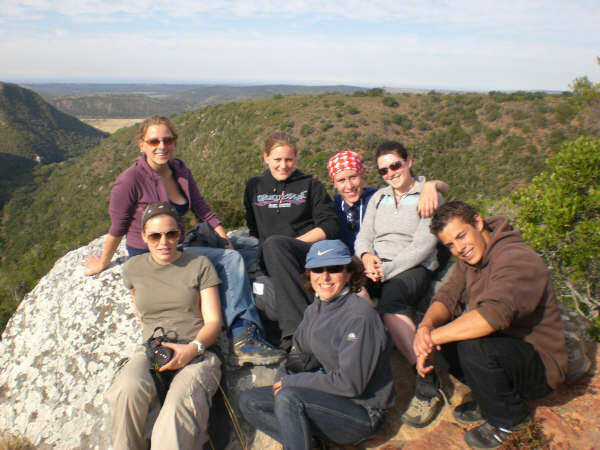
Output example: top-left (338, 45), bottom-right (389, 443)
top-left (231, 324), bottom-right (286, 366)
top-left (565, 334), bottom-right (592, 384)
top-left (464, 421), bottom-right (522, 449)
top-left (401, 393), bottom-right (443, 428)
top-left (453, 400), bottom-right (484, 424)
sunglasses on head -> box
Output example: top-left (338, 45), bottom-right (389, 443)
top-left (146, 230), bottom-right (180, 244)
top-left (144, 136), bottom-right (176, 147)
top-left (377, 160), bottom-right (404, 176)
top-left (310, 265), bottom-right (346, 274)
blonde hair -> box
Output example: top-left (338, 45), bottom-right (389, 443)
top-left (136, 116), bottom-right (178, 142)
top-left (264, 131), bottom-right (297, 155)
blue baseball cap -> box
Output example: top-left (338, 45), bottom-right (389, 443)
top-left (305, 240), bottom-right (352, 269)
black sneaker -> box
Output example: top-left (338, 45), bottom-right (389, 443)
top-left (453, 400), bottom-right (484, 424)
top-left (464, 421), bottom-right (518, 449)
top-left (231, 324), bottom-right (286, 366)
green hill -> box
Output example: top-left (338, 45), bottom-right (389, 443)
top-left (0, 89), bottom-right (597, 331)
top-left (0, 82), bottom-right (108, 205)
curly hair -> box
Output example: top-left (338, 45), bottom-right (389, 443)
top-left (303, 257), bottom-right (365, 295)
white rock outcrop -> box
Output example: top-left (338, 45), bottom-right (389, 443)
top-left (0, 236), bottom-right (277, 449)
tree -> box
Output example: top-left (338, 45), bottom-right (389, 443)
top-left (512, 137), bottom-right (600, 333)
top-left (569, 57), bottom-right (600, 110)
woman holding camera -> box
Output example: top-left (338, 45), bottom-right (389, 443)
top-left (83, 115), bottom-right (282, 365)
top-left (106, 202), bottom-right (222, 450)
top-left (239, 240), bottom-right (395, 449)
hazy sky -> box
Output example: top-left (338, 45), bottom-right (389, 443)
top-left (1, 0), bottom-right (598, 91)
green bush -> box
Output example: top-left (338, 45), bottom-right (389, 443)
top-left (555, 102), bottom-right (577, 124)
top-left (345, 105), bottom-right (360, 115)
top-left (366, 88), bottom-right (384, 97)
top-left (513, 137), bottom-right (600, 336)
top-left (300, 124), bottom-right (315, 137)
top-left (391, 114), bottom-right (412, 129)
top-left (485, 128), bottom-right (502, 143)
top-left (320, 121), bottom-right (334, 132)
top-left (382, 96), bottom-right (399, 107)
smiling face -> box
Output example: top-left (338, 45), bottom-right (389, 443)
top-left (138, 124), bottom-right (176, 171)
top-left (437, 215), bottom-right (490, 265)
top-left (264, 144), bottom-right (297, 181)
top-left (141, 214), bottom-right (181, 265)
top-left (332, 169), bottom-right (364, 206)
top-left (376, 152), bottom-right (413, 193)
top-left (309, 266), bottom-right (351, 301)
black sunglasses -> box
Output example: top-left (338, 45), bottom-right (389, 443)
top-left (146, 230), bottom-right (180, 244)
top-left (310, 265), bottom-right (346, 274)
top-left (377, 160), bottom-right (404, 176)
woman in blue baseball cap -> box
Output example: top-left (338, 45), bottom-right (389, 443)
top-left (239, 240), bottom-right (395, 449)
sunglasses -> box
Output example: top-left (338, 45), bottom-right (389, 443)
top-left (346, 209), bottom-right (358, 232)
top-left (146, 230), bottom-right (180, 244)
top-left (310, 265), bottom-right (346, 274)
top-left (144, 136), bottom-right (176, 147)
top-left (377, 160), bottom-right (404, 176)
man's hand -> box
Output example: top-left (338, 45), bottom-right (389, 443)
top-left (416, 353), bottom-right (436, 378)
top-left (273, 380), bottom-right (283, 396)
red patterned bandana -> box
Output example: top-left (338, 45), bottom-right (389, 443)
top-left (327, 150), bottom-right (363, 181)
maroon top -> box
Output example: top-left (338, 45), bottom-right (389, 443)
top-left (108, 156), bottom-right (221, 250)
top-left (432, 216), bottom-right (568, 389)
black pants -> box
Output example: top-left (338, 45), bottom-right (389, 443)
top-left (418, 333), bottom-right (552, 429)
top-left (366, 266), bottom-right (432, 318)
top-left (261, 235), bottom-right (313, 337)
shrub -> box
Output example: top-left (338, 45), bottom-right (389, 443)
top-left (300, 124), bottom-right (315, 137)
top-left (366, 88), bottom-right (384, 97)
top-left (513, 137), bottom-right (600, 335)
top-left (382, 96), bottom-right (399, 107)
top-left (391, 114), bottom-right (412, 129)
top-left (485, 128), bottom-right (502, 143)
top-left (320, 121), bottom-right (334, 132)
top-left (555, 102), bottom-right (577, 124)
top-left (345, 105), bottom-right (360, 115)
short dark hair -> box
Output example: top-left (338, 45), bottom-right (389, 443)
top-left (430, 201), bottom-right (479, 236)
top-left (375, 140), bottom-right (409, 160)
top-left (303, 257), bottom-right (365, 295)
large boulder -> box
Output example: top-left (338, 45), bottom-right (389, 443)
top-left (0, 236), bottom-right (276, 449)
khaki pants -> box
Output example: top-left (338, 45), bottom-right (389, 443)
top-left (106, 346), bottom-right (221, 450)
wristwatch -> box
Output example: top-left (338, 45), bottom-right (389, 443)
top-left (191, 339), bottom-right (205, 355)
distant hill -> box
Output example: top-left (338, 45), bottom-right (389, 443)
top-left (0, 88), bottom-right (597, 331)
top-left (25, 83), bottom-right (365, 118)
top-left (0, 82), bottom-right (108, 205)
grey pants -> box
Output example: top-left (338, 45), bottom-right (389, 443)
top-left (106, 346), bottom-right (221, 450)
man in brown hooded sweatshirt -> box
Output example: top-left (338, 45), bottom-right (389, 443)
top-left (402, 201), bottom-right (568, 450)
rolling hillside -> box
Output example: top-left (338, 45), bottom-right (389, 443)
top-left (0, 82), bottom-right (108, 205)
top-left (0, 88), bottom-right (597, 331)
top-left (28, 84), bottom-right (364, 118)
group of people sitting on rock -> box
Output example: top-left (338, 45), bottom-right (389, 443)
top-left (84, 115), bottom-right (582, 450)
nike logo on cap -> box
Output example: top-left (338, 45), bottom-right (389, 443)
top-left (317, 249), bottom-right (333, 256)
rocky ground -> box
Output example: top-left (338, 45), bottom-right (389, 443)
top-left (248, 340), bottom-right (599, 449)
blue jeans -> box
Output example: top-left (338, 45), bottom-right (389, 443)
top-left (185, 237), bottom-right (262, 332)
top-left (239, 386), bottom-right (383, 450)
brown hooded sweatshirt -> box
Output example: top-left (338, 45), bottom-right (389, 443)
top-left (432, 216), bottom-right (568, 389)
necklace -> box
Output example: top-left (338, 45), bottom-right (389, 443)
top-left (394, 178), bottom-right (416, 206)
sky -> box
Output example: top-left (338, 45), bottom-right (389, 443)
top-left (0, 0), bottom-right (599, 91)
